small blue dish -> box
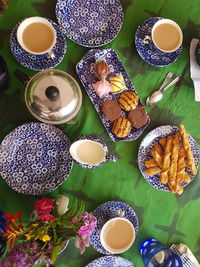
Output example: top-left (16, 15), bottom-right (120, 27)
top-left (90, 201), bottom-right (139, 255)
top-left (138, 125), bottom-right (199, 192)
top-left (0, 122), bottom-right (73, 195)
top-left (135, 17), bottom-right (182, 67)
top-left (10, 18), bottom-right (67, 71)
top-left (55, 0), bottom-right (124, 47)
top-left (85, 256), bottom-right (134, 267)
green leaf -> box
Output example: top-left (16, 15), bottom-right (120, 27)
top-left (74, 201), bottom-right (85, 219)
top-left (51, 244), bottom-right (61, 263)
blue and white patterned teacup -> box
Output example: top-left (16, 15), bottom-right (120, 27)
top-left (143, 19), bottom-right (183, 53)
top-left (69, 135), bottom-right (117, 168)
top-left (17, 17), bottom-right (57, 59)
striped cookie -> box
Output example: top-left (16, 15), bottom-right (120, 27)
top-left (112, 118), bottom-right (131, 138)
top-left (109, 74), bottom-right (126, 93)
top-left (119, 91), bottom-right (139, 111)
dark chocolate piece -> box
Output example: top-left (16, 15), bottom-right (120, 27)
top-left (128, 106), bottom-right (148, 128)
top-left (102, 100), bottom-right (121, 121)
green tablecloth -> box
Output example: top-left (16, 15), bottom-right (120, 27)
top-left (0, 0), bottom-right (200, 266)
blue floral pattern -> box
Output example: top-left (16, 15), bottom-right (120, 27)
top-left (138, 125), bottom-right (199, 192)
top-left (55, 0), bottom-right (124, 47)
top-left (10, 18), bottom-right (67, 71)
top-left (135, 17), bottom-right (182, 67)
top-left (90, 201), bottom-right (139, 255)
top-left (0, 123), bottom-right (73, 195)
top-left (76, 48), bottom-right (150, 142)
top-left (86, 256), bottom-right (134, 267)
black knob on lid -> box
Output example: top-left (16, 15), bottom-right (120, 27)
top-left (45, 86), bottom-right (60, 101)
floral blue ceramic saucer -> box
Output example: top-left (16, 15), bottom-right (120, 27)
top-left (85, 256), bottom-right (134, 267)
top-left (135, 17), bottom-right (182, 67)
top-left (10, 19), bottom-right (67, 71)
top-left (55, 0), bottom-right (124, 47)
top-left (0, 123), bottom-right (73, 195)
top-left (138, 125), bottom-right (199, 192)
top-left (90, 201), bottom-right (139, 255)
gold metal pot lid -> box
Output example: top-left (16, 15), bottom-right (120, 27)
top-left (25, 69), bottom-right (82, 124)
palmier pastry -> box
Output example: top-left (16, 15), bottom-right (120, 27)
top-left (109, 74), bottom-right (126, 94)
top-left (118, 91), bottom-right (139, 111)
top-left (112, 118), bottom-right (131, 138)
top-left (102, 100), bottom-right (121, 121)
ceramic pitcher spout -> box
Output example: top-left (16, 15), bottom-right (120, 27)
top-left (105, 153), bottom-right (117, 162)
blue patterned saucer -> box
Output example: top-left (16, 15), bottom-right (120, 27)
top-left (0, 123), bottom-right (73, 195)
top-left (135, 17), bottom-right (182, 67)
top-left (55, 0), bottom-right (124, 47)
top-left (138, 125), bottom-right (199, 192)
top-left (90, 201), bottom-right (139, 255)
top-left (86, 256), bottom-right (134, 267)
top-left (10, 18), bottom-right (67, 71)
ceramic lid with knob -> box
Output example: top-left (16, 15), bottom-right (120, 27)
top-left (24, 69), bottom-right (82, 124)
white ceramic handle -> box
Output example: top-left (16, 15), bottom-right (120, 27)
top-left (143, 35), bottom-right (152, 44)
top-left (48, 50), bottom-right (55, 60)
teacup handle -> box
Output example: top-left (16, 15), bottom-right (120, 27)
top-left (48, 50), bottom-right (55, 60)
top-left (143, 35), bottom-right (151, 44)
top-left (117, 209), bottom-right (125, 217)
top-left (105, 153), bottom-right (117, 162)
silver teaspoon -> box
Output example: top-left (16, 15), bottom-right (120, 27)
top-left (146, 72), bottom-right (173, 107)
top-left (146, 75), bottom-right (181, 107)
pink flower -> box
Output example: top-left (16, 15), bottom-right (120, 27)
top-left (72, 217), bottom-right (78, 224)
top-left (40, 214), bottom-right (56, 222)
top-left (75, 213), bottom-right (97, 254)
top-left (75, 236), bottom-right (90, 255)
top-left (34, 198), bottom-right (54, 215)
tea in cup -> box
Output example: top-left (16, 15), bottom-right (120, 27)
top-left (69, 135), bottom-right (117, 168)
top-left (143, 19), bottom-right (183, 53)
top-left (17, 17), bottom-right (56, 59)
top-left (100, 217), bottom-right (135, 254)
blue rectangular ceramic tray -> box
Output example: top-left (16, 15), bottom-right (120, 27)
top-left (76, 48), bottom-right (150, 142)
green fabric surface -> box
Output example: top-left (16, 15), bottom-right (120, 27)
top-left (0, 0), bottom-right (200, 266)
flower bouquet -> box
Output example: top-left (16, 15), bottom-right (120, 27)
top-left (0, 196), bottom-right (97, 267)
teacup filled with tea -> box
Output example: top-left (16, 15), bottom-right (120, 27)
top-left (17, 16), bottom-right (56, 59)
top-left (143, 18), bottom-right (183, 53)
top-left (100, 217), bottom-right (135, 254)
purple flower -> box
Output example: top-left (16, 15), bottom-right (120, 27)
top-left (75, 213), bottom-right (97, 254)
top-left (0, 241), bottom-right (53, 267)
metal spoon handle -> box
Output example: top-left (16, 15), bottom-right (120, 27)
top-left (161, 76), bottom-right (181, 92)
top-left (159, 72), bottom-right (173, 91)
